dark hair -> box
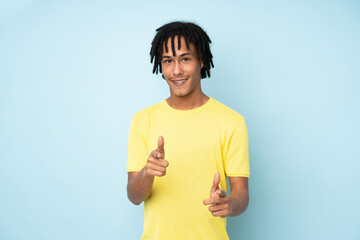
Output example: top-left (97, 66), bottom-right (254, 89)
top-left (150, 21), bottom-right (214, 79)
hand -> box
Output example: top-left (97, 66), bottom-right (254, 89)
top-left (144, 136), bottom-right (169, 177)
top-left (203, 173), bottom-right (230, 218)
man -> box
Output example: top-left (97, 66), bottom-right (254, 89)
top-left (127, 21), bottom-right (250, 240)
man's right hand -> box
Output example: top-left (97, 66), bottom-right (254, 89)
top-left (144, 136), bottom-right (169, 177)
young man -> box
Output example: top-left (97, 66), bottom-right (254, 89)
top-left (127, 21), bottom-right (250, 240)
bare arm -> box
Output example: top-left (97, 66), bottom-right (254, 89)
top-left (127, 169), bottom-right (154, 205)
top-left (127, 136), bottom-right (169, 205)
top-left (227, 177), bottom-right (249, 216)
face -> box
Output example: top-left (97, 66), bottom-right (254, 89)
top-left (161, 36), bottom-right (204, 98)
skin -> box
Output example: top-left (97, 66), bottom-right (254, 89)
top-left (127, 136), bottom-right (167, 205)
top-left (161, 35), bottom-right (208, 110)
top-left (203, 173), bottom-right (249, 217)
top-left (127, 36), bottom-right (249, 217)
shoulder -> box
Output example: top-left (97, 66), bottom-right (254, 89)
top-left (210, 98), bottom-right (245, 123)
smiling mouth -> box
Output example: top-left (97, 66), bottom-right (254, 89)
top-left (171, 79), bottom-right (187, 86)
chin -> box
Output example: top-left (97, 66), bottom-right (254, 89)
top-left (173, 93), bottom-right (187, 97)
top-left (173, 90), bottom-right (192, 97)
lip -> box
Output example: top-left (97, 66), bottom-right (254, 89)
top-left (171, 78), bottom-right (188, 87)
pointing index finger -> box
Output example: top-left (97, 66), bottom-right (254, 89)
top-left (211, 173), bottom-right (220, 193)
top-left (157, 136), bottom-right (165, 154)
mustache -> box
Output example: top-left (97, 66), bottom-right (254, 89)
top-left (161, 74), bottom-right (189, 80)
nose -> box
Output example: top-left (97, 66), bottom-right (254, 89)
top-left (173, 61), bottom-right (183, 76)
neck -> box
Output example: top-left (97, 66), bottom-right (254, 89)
top-left (166, 92), bottom-right (209, 110)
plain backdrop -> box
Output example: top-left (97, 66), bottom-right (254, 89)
top-left (0, 0), bottom-right (359, 239)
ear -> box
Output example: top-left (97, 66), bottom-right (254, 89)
top-left (200, 59), bottom-right (204, 68)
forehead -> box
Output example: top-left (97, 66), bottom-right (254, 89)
top-left (162, 35), bottom-right (196, 56)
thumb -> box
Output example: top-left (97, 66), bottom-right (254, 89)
top-left (157, 136), bottom-right (165, 154)
top-left (211, 173), bottom-right (220, 194)
top-left (217, 189), bottom-right (226, 197)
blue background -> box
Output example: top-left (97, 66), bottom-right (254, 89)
top-left (1, 0), bottom-right (359, 239)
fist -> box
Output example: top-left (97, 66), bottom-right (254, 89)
top-left (145, 136), bottom-right (169, 177)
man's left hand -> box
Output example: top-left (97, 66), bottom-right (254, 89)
top-left (203, 173), bottom-right (231, 218)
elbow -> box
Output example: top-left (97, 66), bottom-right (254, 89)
top-left (229, 190), bottom-right (249, 216)
top-left (129, 195), bottom-right (142, 205)
top-left (127, 185), bottom-right (143, 206)
top-left (130, 198), bottom-right (142, 206)
top-left (242, 193), bottom-right (250, 213)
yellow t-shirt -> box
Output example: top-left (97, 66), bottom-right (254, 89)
top-left (127, 97), bottom-right (250, 240)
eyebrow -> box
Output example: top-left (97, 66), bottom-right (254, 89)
top-left (162, 53), bottom-right (192, 59)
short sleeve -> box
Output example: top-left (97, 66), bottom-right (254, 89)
top-left (225, 117), bottom-right (250, 177)
top-left (126, 114), bottom-right (149, 172)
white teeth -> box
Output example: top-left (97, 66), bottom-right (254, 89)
top-left (174, 80), bottom-right (185, 84)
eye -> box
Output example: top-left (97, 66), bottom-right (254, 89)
top-left (182, 57), bottom-right (190, 62)
top-left (163, 59), bottom-right (172, 64)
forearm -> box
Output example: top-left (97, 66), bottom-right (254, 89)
top-left (127, 167), bottom-right (154, 205)
top-left (228, 190), bottom-right (249, 217)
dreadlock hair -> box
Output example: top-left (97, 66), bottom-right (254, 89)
top-left (150, 21), bottom-right (214, 79)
